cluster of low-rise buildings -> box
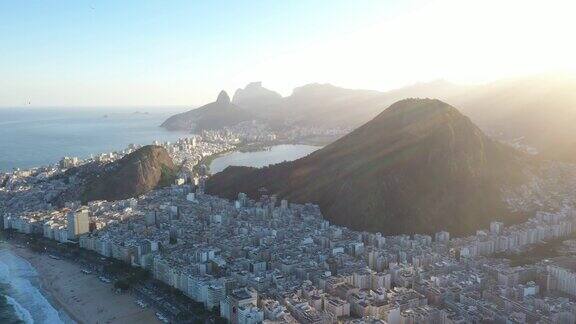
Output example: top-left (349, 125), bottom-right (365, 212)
top-left (202, 121), bottom-right (276, 144)
top-left (201, 120), bottom-right (350, 146)
top-left (452, 207), bottom-right (576, 258)
top-left (155, 136), bottom-right (236, 176)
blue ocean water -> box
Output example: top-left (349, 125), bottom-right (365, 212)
top-left (0, 247), bottom-right (74, 324)
top-left (0, 108), bottom-right (188, 321)
top-left (0, 108), bottom-right (188, 171)
top-left (0, 108), bottom-right (320, 322)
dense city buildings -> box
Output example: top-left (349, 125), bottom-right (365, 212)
top-left (2, 133), bottom-right (576, 323)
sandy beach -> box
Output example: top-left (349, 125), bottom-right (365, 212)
top-left (10, 245), bottom-right (161, 324)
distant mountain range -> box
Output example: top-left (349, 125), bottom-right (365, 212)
top-left (232, 81), bottom-right (283, 118)
top-left (161, 91), bottom-right (253, 132)
top-left (448, 74), bottom-right (576, 162)
top-left (207, 99), bottom-right (530, 236)
top-left (161, 74), bottom-right (576, 162)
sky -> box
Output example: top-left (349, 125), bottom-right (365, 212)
top-left (1, 0), bottom-right (576, 108)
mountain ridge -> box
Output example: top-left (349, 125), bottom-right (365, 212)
top-left (207, 98), bottom-right (529, 235)
top-left (232, 82), bottom-right (282, 116)
top-left (161, 90), bottom-right (254, 132)
top-left (162, 75), bottom-right (576, 163)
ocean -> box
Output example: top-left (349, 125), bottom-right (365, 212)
top-left (0, 108), bottom-right (188, 321)
top-left (0, 107), bottom-right (188, 172)
top-left (0, 108), bottom-right (319, 322)
top-left (0, 245), bottom-right (73, 324)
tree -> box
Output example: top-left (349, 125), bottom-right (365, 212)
top-left (114, 280), bottom-right (130, 291)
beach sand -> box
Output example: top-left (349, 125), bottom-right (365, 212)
top-left (10, 245), bottom-right (161, 324)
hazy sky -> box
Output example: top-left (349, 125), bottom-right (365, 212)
top-left (1, 0), bottom-right (575, 107)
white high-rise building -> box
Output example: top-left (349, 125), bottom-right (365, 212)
top-left (67, 209), bottom-right (90, 239)
top-left (434, 231), bottom-right (450, 243)
top-left (490, 221), bottom-right (504, 235)
top-left (220, 287), bottom-right (258, 324)
top-left (548, 264), bottom-right (576, 296)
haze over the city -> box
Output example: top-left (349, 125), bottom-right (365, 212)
top-left (5, 1), bottom-right (576, 324)
top-left (2, 0), bottom-right (576, 107)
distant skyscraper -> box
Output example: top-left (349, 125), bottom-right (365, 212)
top-left (238, 193), bottom-right (247, 207)
top-left (59, 156), bottom-right (79, 169)
top-left (67, 209), bottom-right (90, 239)
top-left (145, 211), bottom-right (157, 226)
top-left (434, 231), bottom-right (450, 243)
top-left (490, 221), bottom-right (504, 235)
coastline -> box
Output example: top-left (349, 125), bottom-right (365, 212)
top-left (7, 243), bottom-right (161, 324)
top-left (198, 147), bottom-right (234, 174)
top-left (200, 138), bottom-right (332, 174)
top-left (0, 108), bottom-right (186, 172)
top-left (208, 143), bottom-right (322, 174)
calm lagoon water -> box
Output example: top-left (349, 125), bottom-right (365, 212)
top-left (209, 144), bottom-right (321, 174)
top-left (0, 108), bottom-right (187, 171)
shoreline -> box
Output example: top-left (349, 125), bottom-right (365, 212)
top-left (19, 250), bottom-right (84, 324)
top-left (207, 143), bottom-right (323, 175)
top-left (199, 140), bottom-right (330, 174)
top-left (6, 243), bottom-right (161, 324)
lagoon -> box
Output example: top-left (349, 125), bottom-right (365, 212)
top-left (209, 144), bottom-right (321, 174)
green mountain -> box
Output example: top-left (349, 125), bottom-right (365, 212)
top-left (207, 99), bottom-right (528, 235)
top-left (82, 145), bottom-right (177, 202)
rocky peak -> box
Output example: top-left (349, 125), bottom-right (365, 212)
top-left (245, 81), bottom-right (263, 89)
top-left (81, 145), bottom-right (177, 202)
top-left (231, 82), bottom-right (283, 115)
top-left (232, 82), bottom-right (282, 104)
top-left (216, 90), bottom-right (231, 104)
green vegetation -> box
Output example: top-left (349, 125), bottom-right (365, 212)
top-left (159, 164), bottom-right (177, 187)
top-left (82, 145), bottom-right (177, 202)
top-left (114, 280), bottom-right (130, 291)
top-left (195, 147), bottom-right (234, 174)
top-left (207, 99), bottom-right (526, 236)
top-left (494, 233), bottom-right (576, 266)
top-left (104, 259), bottom-right (150, 290)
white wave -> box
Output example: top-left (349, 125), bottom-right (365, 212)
top-left (5, 295), bottom-right (34, 324)
top-left (0, 249), bottom-right (69, 324)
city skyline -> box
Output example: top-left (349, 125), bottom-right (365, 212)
top-left (3, 133), bottom-right (576, 323)
top-left (3, 1), bottom-right (576, 323)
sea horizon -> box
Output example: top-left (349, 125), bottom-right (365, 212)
top-left (0, 108), bottom-right (188, 172)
